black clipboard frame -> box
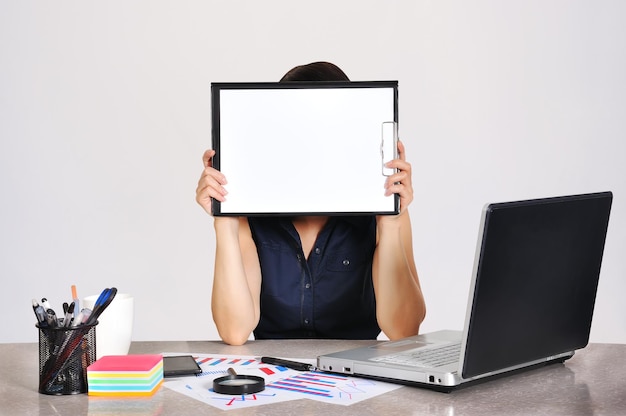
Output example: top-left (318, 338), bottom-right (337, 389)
top-left (211, 81), bottom-right (400, 217)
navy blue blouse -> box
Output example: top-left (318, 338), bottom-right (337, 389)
top-left (248, 216), bottom-right (380, 339)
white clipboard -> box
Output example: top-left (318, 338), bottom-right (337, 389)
top-left (211, 81), bottom-right (399, 216)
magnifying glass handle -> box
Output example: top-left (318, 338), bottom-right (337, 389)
top-left (227, 368), bottom-right (237, 376)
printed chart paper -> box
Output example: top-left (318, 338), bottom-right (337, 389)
top-left (162, 353), bottom-right (401, 411)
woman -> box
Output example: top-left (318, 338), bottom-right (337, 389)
top-left (196, 61), bottom-right (425, 345)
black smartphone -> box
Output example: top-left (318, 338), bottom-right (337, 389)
top-left (163, 355), bottom-right (202, 377)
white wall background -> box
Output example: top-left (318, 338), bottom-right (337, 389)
top-left (1, 1), bottom-right (625, 344)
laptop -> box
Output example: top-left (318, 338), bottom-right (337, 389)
top-left (317, 191), bottom-right (613, 392)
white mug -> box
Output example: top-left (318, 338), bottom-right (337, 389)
top-left (83, 293), bottom-right (134, 359)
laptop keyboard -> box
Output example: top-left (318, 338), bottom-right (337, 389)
top-left (371, 342), bottom-right (461, 368)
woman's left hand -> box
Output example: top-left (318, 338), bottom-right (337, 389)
top-left (382, 140), bottom-right (414, 216)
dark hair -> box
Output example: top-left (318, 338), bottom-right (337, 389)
top-left (280, 61), bottom-right (350, 82)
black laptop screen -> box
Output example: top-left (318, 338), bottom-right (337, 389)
top-left (462, 192), bottom-right (612, 379)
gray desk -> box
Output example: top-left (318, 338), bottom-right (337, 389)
top-left (0, 340), bottom-right (625, 415)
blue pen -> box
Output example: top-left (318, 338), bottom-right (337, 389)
top-left (85, 287), bottom-right (117, 326)
top-left (94, 287), bottom-right (110, 306)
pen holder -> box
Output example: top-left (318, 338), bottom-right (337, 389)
top-left (37, 322), bottom-right (97, 395)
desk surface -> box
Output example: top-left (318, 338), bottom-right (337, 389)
top-left (0, 340), bottom-right (625, 415)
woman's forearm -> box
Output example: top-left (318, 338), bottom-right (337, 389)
top-left (373, 212), bottom-right (426, 339)
top-left (211, 217), bottom-right (260, 345)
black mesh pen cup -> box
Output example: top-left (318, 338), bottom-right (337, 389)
top-left (37, 322), bottom-right (97, 395)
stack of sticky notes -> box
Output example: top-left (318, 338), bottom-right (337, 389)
top-left (87, 355), bottom-right (164, 397)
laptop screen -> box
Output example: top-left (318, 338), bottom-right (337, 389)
top-left (462, 192), bottom-right (612, 378)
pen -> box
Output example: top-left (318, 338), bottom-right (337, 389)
top-left (260, 356), bottom-right (315, 372)
top-left (45, 308), bottom-right (58, 327)
top-left (62, 302), bottom-right (75, 327)
top-left (85, 287), bottom-right (116, 325)
top-left (41, 298), bottom-right (52, 310)
top-left (32, 299), bottom-right (48, 326)
top-left (71, 285), bottom-right (80, 319)
top-left (71, 308), bottom-right (92, 327)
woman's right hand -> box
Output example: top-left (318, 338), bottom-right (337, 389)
top-left (196, 149), bottom-right (228, 215)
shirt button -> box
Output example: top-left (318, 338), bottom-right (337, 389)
top-left (297, 254), bottom-right (303, 261)
top-left (305, 283), bottom-right (311, 289)
top-left (304, 319), bottom-right (309, 324)
top-left (314, 247), bottom-right (321, 255)
top-left (343, 259), bottom-right (350, 266)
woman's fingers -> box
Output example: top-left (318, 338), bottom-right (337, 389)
top-left (383, 140), bottom-right (414, 213)
top-left (196, 150), bottom-right (228, 214)
top-left (203, 149), bottom-right (216, 168)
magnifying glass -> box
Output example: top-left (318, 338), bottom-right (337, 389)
top-left (213, 368), bottom-right (265, 395)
